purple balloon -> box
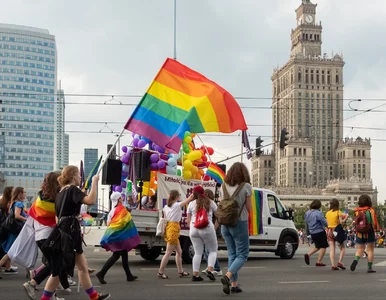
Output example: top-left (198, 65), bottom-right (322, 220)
top-left (150, 163), bottom-right (159, 170)
top-left (122, 145), bottom-right (128, 153)
top-left (122, 164), bottom-right (129, 172)
top-left (121, 194), bottom-right (126, 201)
top-left (157, 160), bottom-right (165, 169)
top-left (115, 186), bottom-right (123, 193)
top-left (121, 154), bottom-right (129, 164)
top-left (150, 153), bottom-right (159, 163)
top-left (121, 171), bottom-right (129, 177)
top-left (121, 181), bottom-right (127, 188)
top-left (155, 145), bottom-right (165, 153)
top-left (132, 138), bottom-right (139, 147)
top-left (138, 139), bottom-right (147, 148)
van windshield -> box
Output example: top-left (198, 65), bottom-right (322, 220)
top-left (267, 194), bottom-right (286, 219)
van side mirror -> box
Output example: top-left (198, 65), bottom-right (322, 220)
top-left (286, 208), bottom-right (294, 220)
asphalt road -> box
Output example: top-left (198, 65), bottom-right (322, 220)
top-left (1, 245), bottom-right (386, 300)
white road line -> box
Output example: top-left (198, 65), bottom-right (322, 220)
top-left (378, 279), bottom-right (386, 282)
top-left (278, 281), bottom-right (330, 284)
top-left (93, 248), bottom-right (100, 252)
top-left (374, 260), bottom-right (386, 267)
top-left (165, 283), bottom-right (221, 287)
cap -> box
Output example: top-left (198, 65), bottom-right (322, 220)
top-left (110, 192), bottom-right (122, 205)
top-left (193, 185), bottom-right (205, 197)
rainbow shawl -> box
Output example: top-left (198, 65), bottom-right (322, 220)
top-left (28, 192), bottom-right (56, 227)
top-left (124, 58), bottom-right (247, 153)
top-left (248, 190), bottom-right (264, 235)
top-left (100, 204), bottom-right (141, 252)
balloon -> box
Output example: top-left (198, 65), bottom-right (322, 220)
top-left (155, 145), bottom-right (165, 153)
top-left (195, 173), bottom-right (201, 180)
top-left (203, 175), bottom-right (210, 181)
top-left (122, 164), bottom-right (129, 172)
top-left (199, 169), bottom-right (204, 176)
top-left (184, 136), bottom-right (192, 144)
top-left (184, 131), bottom-right (191, 138)
top-left (115, 186), bottom-right (123, 193)
top-left (122, 146), bottom-right (128, 153)
top-left (183, 159), bottom-right (193, 170)
top-left (142, 137), bottom-right (150, 143)
top-left (183, 170), bottom-right (192, 180)
top-left (205, 161), bottom-right (210, 168)
top-left (157, 160), bottom-right (165, 169)
top-left (132, 138), bottom-right (139, 147)
top-left (121, 171), bottom-right (129, 177)
top-left (187, 150), bottom-right (201, 161)
top-left (166, 166), bottom-right (177, 175)
top-left (202, 155), bottom-right (208, 162)
top-left (138, 139), bottom-right (147, 148)
top-left (191, 165), bottom-right (198, 175)
top-left (121, 181), bottom-right (127, 188)
top-left (134, 134), bottom-right (140, 140)
top-left (168, 158), bottom-right (177, 167)
top-left (207, 147), bottom-right (214, 155)
top-left (177, 169), bottom-right (182, 176)
top-left (150, 163), bottom-right (159, 170)
top-left (150, 154), bottom-right (159, 163)
top-left (121, 194), bottom-right (126, 201)
top-left (191, 133), bottom-right (196, 138)
top-left (121, 154), bottom-right (129, 164)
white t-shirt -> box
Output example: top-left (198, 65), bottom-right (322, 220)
top-left (163, 202), bottom-right (183, 222)
top-left (187, 200), bottom-right (217, 225)
top-left (33, 219), bottom-right (54, 241)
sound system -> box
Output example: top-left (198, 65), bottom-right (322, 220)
top-left (134, 151), bottom-right (151, 181)
top-left (217, 164), bottom-right (227, 174)
top-left (102, 159), bottom-right (122, 185)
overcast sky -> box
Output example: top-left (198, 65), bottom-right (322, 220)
top-left (2, 0), bottom-right (386, 203)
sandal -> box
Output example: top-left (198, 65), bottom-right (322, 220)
top-left (157, 272), bottom-right (168, 279)
top-left (178, 271), bottom-right (190, 277)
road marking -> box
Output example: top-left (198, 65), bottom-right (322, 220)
top-left (278, 281), bottom-right (330, 284)
top-left (374, 260), bottom-right (386, 267)
top-left (165, 283), bottom-right (221, 287)
top-left (93, 248), bottom-right (100, 252)
top-left (378, 279), bottom-right (386, 282)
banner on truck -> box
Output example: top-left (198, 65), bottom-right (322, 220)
top-left (157, 173), bottom-right (217, 230)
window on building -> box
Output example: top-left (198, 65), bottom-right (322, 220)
top-left (362, 150), bottom-right (365, 157)
top-left (353, 150), bottom-right (356, 157)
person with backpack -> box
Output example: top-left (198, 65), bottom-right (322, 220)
top-left (325, 198), bottom-right (347, 271)
top-left (350, 194), bottom-right (379, 273)
top-left (216, 162), bottom-right (252, 295)
top-left (0, 186), bottom-right (13, 279)
top-left (186, 185), bottom-right (218, 282)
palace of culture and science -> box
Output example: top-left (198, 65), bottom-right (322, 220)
top-left (251, 0), bottom-right (377, 208)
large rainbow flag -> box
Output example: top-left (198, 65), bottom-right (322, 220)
top-left (124, 58), bottom-right (247, 153)
top-left (248, 190), bottom-right (264, 236)
top-left (100, 204), bottom-right (141, 252)
top-left (28, 194), bottom-right (56, 227)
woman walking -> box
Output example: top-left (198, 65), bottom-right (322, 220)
top-left (325, 198), bottom-right (347, 270)
top-left (304, 200), bottom-right (328, 267)
top-left (0, 186), bottom-right (13, 278)
top-left (23, 172), bottom-right (70, 300)
top-left (0, 186), bottom-right (28, 274)
top-left (350, 194), bottom-right (379, 273)
top-left (40, 165), bottom-right (110, 300)
top-left (96, 192), bottom-right (140, 284)
top-left (157, 190), bottom-right (193, 279)
top-left (220, 162), bottom-right (252, 294)
top-left (187, 185), bottom-right (218, 281)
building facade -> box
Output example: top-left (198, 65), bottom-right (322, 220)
top-left (54, 83), bottom-right (68, 170)
top-left (0, 24), bottom-right (57, 202)
top-left (84, 148), bottom-right (98, 178)
top-left (251, 0), bottom-right (376, 205)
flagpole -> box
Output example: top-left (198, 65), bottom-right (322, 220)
top-left (97, 128), bottom-right (125, 175)
top-left (173, 0), bottom-right (177, 60)
top-left (240, 133), bottom-right (243, 163)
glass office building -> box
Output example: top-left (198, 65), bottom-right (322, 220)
top-left (0, 24), bottom-right (57, 205)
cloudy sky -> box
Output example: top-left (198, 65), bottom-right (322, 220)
top-left (2, 0), bottom-right (386, 203)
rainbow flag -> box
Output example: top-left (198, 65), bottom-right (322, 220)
top-left (80, 213), bottom-right (94, 226)
top-left (124, 58), bottom-right (247, 153)
top-left (248, 190), bottom-right (264, 235)
top-left (205, 162), bottom-right (225, 184)
top-left (100, 204), bottom-right (141, 252)
top-left (28, 194), bottom-right (56, 227)
top-left (83, 156), bottom-right (102, 191)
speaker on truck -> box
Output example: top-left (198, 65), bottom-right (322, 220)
top-left (134, 151), bottom-right (151, 181)
top-left (102, 159), bottom-right (122, 185)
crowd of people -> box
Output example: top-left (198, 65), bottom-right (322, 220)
top-left (0, 161), bottom-right (252, 298)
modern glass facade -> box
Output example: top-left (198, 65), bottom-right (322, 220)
top-left (0, 24), bottom-right (57, 204)
top-left (55, 86), bottom-right (67, 170)
top-left (84, 148), bottom-right (98, 211)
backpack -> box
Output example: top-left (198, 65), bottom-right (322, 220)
top-left (0, 208), bottom-right (8, 242)
top-left (194, 208), bottom-right (209, 229)
top-left (355, 210), bottom-right (370, 233)
top-left (215, 183), bottom-right (246, 226)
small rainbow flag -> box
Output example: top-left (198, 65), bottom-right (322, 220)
top-left (100, 204), bottom-right (141, 252)
top-left (80, 213), bottom-right (94, 226)
top-left (83, 156), bottom-right (102, 191)
top-left (248, 190), bottom-right (264, 235)
top-left (205, 162), bottom-right (225, 184)
top-left (28, 194), bottom-right (56, 227)
top-left (124, 58), bottom-right (247, 153)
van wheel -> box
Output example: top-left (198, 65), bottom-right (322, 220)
top-left (140, 249), bottom-right (161, 261)
top-left (182, 238), bottom-right (194, 264)
top-left (279, 236), bottom-right (296, 259)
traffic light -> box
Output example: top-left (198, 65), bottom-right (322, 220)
top-left (280, 128), bottom-right (289, 149)
top-left (255, 137), bottom-right (263, 156)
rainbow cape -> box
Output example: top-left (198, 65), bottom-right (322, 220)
top-left (124, 58), bottom-right (247, 153)
top-left (100, 204), bottom-right (141, 252)
top-left (28, 193), bottom-right (56, 227)
top-left (248, 190), bottom-right (264, 235)
top-left (205, 162), bottom-right (225, 184)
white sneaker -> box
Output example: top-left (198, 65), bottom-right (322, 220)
top-left (11, 266), bottom-right (18, 271)
top-left (212, 270), bottom-right (223, 276)
top-left (23, 281), bottom-right (36, 300)
top-left (57, 284), bottom-right (71, 294)
top-left (51, 295), bottom-right (65, 300)
top-left (67, 277), bottom-right (77, 286)
top-left (201, 268), bottom-right (208, 274)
